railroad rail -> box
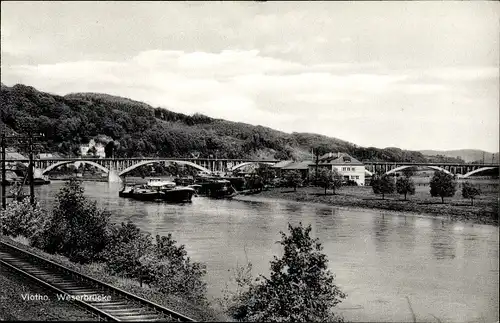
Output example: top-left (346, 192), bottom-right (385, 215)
top-left (0, 240), bottom-right (195, 322)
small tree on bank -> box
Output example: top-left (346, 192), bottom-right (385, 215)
top-left (229, 223), bottom-right (346, 322)
top-left (317, 168), bottom-right (343, 195)
top-left (372, 175), bottom-right (395, 200)
top-left (430, 170), bottom-right (457, 204)
top-left (284, 170), bottom-right (303, 192)
top-left (462, 182), bottom-right (481, 206)
top-left (396, 176), bottom-right (416, 200)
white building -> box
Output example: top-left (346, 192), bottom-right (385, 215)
top-left (311, 152), bottom-right (366, 186)
top-left (80, 139), bottom-right (106, 158)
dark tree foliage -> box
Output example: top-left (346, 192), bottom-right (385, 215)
top-left (229, 223), bottom-right (346, 322)
top-left (255, 164), bottom-right (276, 188)
top-left (283, 170), bottom-right (303, 192)
top-left (461, 182), bottom-right (481, 206)
top-left (430, 171), bottom-right (457, 204)
top-left (2, 84), bottom-right (428, 162)
top-left (31, 179), bottom-right (111, 263)
top-left (101, 221), bottom-right (153, 280)
top-left (316, 168), bottom-right (343, 195)
top-left (146, 234), bottom-right (207, 303)
top-left (402, 166), bottom-right (417, 178)
top-left (372, 175), bottom-right (395, 200)
top-left (396, 176), bottom-right (416, 200)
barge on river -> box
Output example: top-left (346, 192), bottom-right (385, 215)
top-left (195, 178), bottom-right (239, 199)
top-left (119, 178), bottom-right (195, 203)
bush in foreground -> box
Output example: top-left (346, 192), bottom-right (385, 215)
top-left (145, 234), bottom-right (207, 303)
top-left (0, 197), bottom-right (46, 238)
top-left (228, 223), bottom-right (346, 322)
top-left (31, 179), bottom-right (111, 264)
top-left (102, 222), bottom-right (207, 303)
top-left (101, 221), bottom-right (153, 281)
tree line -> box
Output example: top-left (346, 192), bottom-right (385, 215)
top-left (371, 169), bottom-right (482, 205)
top-left (2, 83), bottom-right (439, 163)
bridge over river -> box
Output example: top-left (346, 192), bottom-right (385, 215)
top-left (4, 157), bottom-right (498, 182)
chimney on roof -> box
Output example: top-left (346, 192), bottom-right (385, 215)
top-left (337, 152), bottom-right (340, 158)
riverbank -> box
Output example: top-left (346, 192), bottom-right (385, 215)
top-left (234, 186), bottom-right (498, 226)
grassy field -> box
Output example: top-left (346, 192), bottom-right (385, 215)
top-left (243, 177), bottom-right (498, 226)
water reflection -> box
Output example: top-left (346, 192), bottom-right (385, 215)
top-left (430, 221), bottom-right (457, 260)
top-left (372, 215), bottom-right (390, 253)
top-left (30, 181), bottom-right (499, 323)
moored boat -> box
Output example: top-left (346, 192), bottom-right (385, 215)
top-left (124, 178), bottom-right (195, 203)
top-left (119, 185), bottom-right (136, 198)
top-left (159, 186), bottom-right (196, 203)
top-left (196, 179), bottom-right (239, 199)
top-left (130, 185), bottom-right (161, 201)
top-left (33, 176), bottom-right (50, 185)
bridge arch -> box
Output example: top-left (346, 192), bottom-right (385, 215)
top-left (230, 161), bottom-right (275, 172)
top-left (461, 167), bottom-right (498, 178)
top-left (42, 161), bottom-right (110, 175)
top-left (384, 165), bottom-right (452, 176)
top-left (118, 160), bottom-right (212, 177)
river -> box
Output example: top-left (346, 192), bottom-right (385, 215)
top-left (28, 181), bottom-right (499, 322)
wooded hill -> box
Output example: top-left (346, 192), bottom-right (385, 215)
top-left (1, 83), bottom-right (430, 162)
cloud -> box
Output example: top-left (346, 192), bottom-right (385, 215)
top-left (1, 49), bottom-right (498, 151)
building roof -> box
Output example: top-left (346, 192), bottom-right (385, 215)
top-left (6, 152), bottom-right (28, 160)
top-left (271, 160), bottom-right (294, 169)
top-left (317, 152), bottom-right (364, 166)
top-left (283, 161), bottom-right (312, 170)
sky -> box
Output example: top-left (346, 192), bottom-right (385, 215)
top-left (1, 1), bottom-right (499, 152)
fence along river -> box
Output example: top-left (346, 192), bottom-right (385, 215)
top-left (25, 181), bottom-right (499, 322)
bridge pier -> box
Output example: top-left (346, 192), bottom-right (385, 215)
top-left (108, 164), bottom-right (122, 183)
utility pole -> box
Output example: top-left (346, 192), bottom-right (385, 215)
top-left (1, 133), bottom-right (44, 208)
top-left (1, 133), bottom-right (6, 209)
top-left (28, 136), bottom-right (35, 205)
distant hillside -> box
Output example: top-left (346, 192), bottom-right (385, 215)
top-left (1, 83), bottom-right (428, 162)
top-left (420, 149), bottom-right (499, 164)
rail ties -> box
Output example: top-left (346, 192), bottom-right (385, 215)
top-left (0, 240), bottom-right (195, 322)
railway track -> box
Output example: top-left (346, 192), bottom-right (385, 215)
top-left (0, 240), bottom-right (195, 322)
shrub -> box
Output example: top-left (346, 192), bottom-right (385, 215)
top-left (31, 179), bottom-right (111, 264)
top-left (228, 223), bottom-right (346, 322)
top-left (101, 221), bottom-right (154, 281)
top-left (0, 197), bottom-right (47, 238)
top-left (145, 234), bottom-right (207, 303)
top-left (430, 171), bottom-right (457, 204)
